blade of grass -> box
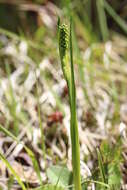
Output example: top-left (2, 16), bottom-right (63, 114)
top-left (0, 124), bottom-right (43, 186)
top-left (96, 0), bottom-right (109, 41)
top-left (104, 0), bottom-right (127, 35)
top-left (67, 178), bottom-right (110, 189)
top-left (0, 152), bottom-right (27, 190)
top-left (97, 148), bottom-right (107, 187)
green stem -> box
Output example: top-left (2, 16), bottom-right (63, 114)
top-left (69, 18), bottom-right (82, 190)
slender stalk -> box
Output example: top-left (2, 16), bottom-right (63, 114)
top-left (69, 18), bottom-right (82, 190)
top-left (58, 18), bottom-right (81, 190)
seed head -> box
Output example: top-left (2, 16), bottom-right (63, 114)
top-left (59, 24), bottom-right (69, 59)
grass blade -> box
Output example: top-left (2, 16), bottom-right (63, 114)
top-left (0, 152), bottom-right (27, 190)
top-left (96, 0), bottom-right (109, 41)
top-left (67, 178), bottom-right (110, 189)
top-left (0, 124), bottom-right (43, 186)
top-left (104, 0), bottom-right (127, 35)
top-left (97, 148), bottom-right (107, 186)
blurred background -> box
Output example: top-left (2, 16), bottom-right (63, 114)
top-left (1, 0), bottom-right (127, 39)
top-left (0, 0), bottom-right (127, 189)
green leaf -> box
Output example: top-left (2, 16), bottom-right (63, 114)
top-left (47, 165), bottom-right (72, 188)
top-left (108, 162), bottom-right (121, 189)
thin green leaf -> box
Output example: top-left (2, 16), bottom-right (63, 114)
top-left (96, 0), bottom-right (109, 41)
top-left (104, 0), bottom-right (127, 35)
top-left (97, 148), bottom-right (107, 185)
top-left (0, 124), bottom-right (42, 186)
top-left (0, 152), bottom-right (27, 190)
